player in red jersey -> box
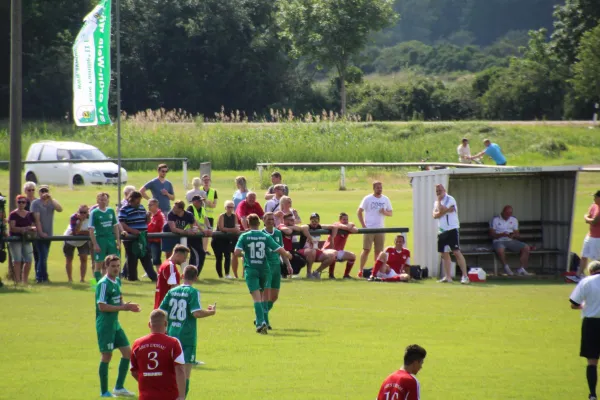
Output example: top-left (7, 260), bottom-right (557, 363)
top-left (130, 309), bottom-right (186, 400)
top-left (323, 212), bottom-right (359, 279)
top-left (370, 235), bottom-right (411, 282)
top-left (377, 344), bottom-right (427, 400)
top-left (153, 245), bottom-right (189, 309)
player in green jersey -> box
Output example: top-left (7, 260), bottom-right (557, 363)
top-left (95, 255), bottom-right (141, 397)
top-left (234, 214), bottom-right (292, 334)
top-left (262, 212), bottom-right (293, 329)
top-left (159, 265), bottom-right (216, 398)
top-left (89, 192), bottom-right (121, 282)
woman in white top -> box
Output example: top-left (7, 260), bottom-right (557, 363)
top-left (186, 177), bottom-right (207, 203)
top-left (232, 176), bottom-right (249, 210)
top-left (274, 195), bottom-right (301, 226)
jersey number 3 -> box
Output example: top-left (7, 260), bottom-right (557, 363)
top-left (147, 351), bottom-right (159, 370)
top-left (168, 298), bottom-right (188, 321)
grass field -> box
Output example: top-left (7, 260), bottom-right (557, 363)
top-left (0, 169), bottom-right (597, 399)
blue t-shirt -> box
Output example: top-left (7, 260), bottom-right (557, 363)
top-left (484, 143), bottom-right (506, 165)
top-left (143, 178), bottom-right (174, 213)
top-left (233, 190), bottom-right (248, 211)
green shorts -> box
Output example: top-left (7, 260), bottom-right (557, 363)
top-left (182, 346), bottom-right (196, 364)
top-left (245, 268), bottom-right (271, 293)
top-left (94, 237), bottom-right (119, 263)
top-left (266, 263), bottom-right (281, 290)
top-left (97, 326), bottom-right (129, 353)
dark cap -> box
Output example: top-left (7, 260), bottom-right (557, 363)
top-left (191, 195), bottom-right (205, 201)
top-left (594, 190), bottom-right (600, 197)
top-left (310, 213), bottom-right (320, 219)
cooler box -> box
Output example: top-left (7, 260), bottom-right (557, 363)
top-left (468, 268), bottom-right (487, 282)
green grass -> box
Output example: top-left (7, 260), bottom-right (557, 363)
top-left (0, 169), bottom-right (597, 399)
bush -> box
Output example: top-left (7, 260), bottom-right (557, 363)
top-left (529, 139), bottom-right (568, 157)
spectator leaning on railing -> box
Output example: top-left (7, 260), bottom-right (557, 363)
top-left (63, 204), bottom-right (91, 283)
top-left (31, 185), bottom-right (63, 284)
top-left (8, 195), bottom-right (36, 284)
top-left (236, 192), bottom-right (264, 230)
top-left (147, 199), bottom-right (166, 268)
top-left (186, 196), bottom-right (213, 271)
top-left (201, 174), bottom-right (217, 254)
top-left (212, 200), bottom-right (241, 279)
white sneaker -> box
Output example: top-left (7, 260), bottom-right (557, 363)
top-left (193, 360), bottom-right (205, 365)
top-left (225, 275), bottom-right (234, 279)
top-left (504, 265), bottom-right (514, 276)
top-left (438, 277), bottom-right (452, 283)
top-left (141, 273), bottom-right (148, 279)
top-left (517, 268), bottom-right (530, 276)
top-left (112, 388), bottom-right (135, 397)
top-left (461, 275), bottom-right (470, 284)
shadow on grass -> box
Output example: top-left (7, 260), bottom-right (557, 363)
top-left (0, 286), bottom-right (31, 294)
top-left (198, 279), bottom-right (236, 285)
top-left (271, 328), bottom-right (323, 338)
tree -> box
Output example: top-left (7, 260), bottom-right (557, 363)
top-left (550, 0), bottom-right (600, 65)
top-left (571, 25), bottom-right (600, 104)
top-left (276, 0), bottom-right (397, 114)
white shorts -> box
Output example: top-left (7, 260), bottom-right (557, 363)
top-left (376, 269), bottom-right (399, 279)
top-left (336, 250), bottom-right (346, 261)
top-left (582, 236), bottom-right (600, 260)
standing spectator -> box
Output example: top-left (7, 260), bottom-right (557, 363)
top-left (119, 191), bottom-right (157, 282)
top-left (274, 196), bottom-right (301, 227)
top-left (212, 201), bottom-right (241, 279)
top-left (8, 195), bottom-right (36, 284)
top-left (147, 199), bottom-right (166, 268)
top-left (232, 176), bottom-right (249, 210)
top-left (357, 181), bottom-right (393, 278)
top-left (185, 178), bottom-right (206, 204)
top-left (569, 261), bottom-right (600, 400)
top-left (63, 205), bottom-right (91, 283)
top-left (323, 212), bottom-right (359, 279)
top-left (163, 200), bottom-right (208, 272)
top-left (31, 185), bottom-right (63, 283)
top-left (23, 181), bottom-right (36, 211)
top-left (470, 138), bottom-right (507, 165)
top-left (376, 344), bottom-right (427, 400)
top-left (265, 171), bottom-right (289, 200)
top-left (89, 192), bottom-right (120, 282)
top-left (186, 196), bottom-right (213, 271)
top-left (236, 192), bottom-right (264, 230)
top-left (576, 190), bottom-right (600, 282)
top-left (140, 164), bottom-right (175, 215)
top-left (457, 138), bottom-right (472, 163)
top-left (265, 184), bottom-right (285, 213)
top-left (433, 184), bottom-right (469, 284)
top-left (121, 186), bottom-right (136, 209)
top-left (201, 174), bottom-right (217, 254)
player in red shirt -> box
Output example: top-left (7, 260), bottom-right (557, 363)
top-left (377, 344), bottom-right (427, 400)
top-left (153, 245), bottom-right (189, 309)
top-left (370, 235), bottom-right (411, 282)
top-left (130, 309), bottom-right (186, 400)
top-left (323, 212), bottom-right (359, 279)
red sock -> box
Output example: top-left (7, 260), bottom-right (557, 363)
top-left (372, 260), bottom-right (384, 277)
top-left (344, 261), bottom-right (355, 276)
top-left (329, 262), bottom-right (336, 277)
top-left (383, 276), bottom-right (401, 282)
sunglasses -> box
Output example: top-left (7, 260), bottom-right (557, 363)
top-left (39, 189), bottom-right (49, 194)
top-left (17, 201), bottom-right (27, 204)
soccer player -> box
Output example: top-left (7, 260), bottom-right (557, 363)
top-left (234, 214), bottom-right (292, 334)
top-left (89, 192), bottom-right (120, 282)
top-left (262, 212), bottom-right (293, 329)
top-left (576, 190), bottom-right (600, 282)
top-left (130, 310), bottom-right (186, 400)
top-left (154, 244), bottom-right (189, 310)
top-left (369, 235), bottom-right (412, 282)
top-left (323, 212), bottom-right (359, 279)
top-left (95, 255), bottom-right (141, 397)
top-left (159, 265), bottom-right (216, 398)
top-left (376, 344), bottom-right (427, 400)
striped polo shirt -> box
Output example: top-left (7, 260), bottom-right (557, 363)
top-left (118, 204), bottom-right (148, 231)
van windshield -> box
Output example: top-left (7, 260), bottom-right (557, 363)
top-left (68, 149), bottom-right (108, 160)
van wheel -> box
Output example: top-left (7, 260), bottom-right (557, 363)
top-left (25, 172), bottom-right (37, 184)
top-left (73, 175), bottom-right (84, 185)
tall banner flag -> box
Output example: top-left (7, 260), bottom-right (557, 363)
top-left (72, 0), bottom-right (112, 126)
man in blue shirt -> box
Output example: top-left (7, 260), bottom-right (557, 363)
top-left (140, 164), bottom-right (175, 214)
top-left (470, 139), bottom-right (507, 165)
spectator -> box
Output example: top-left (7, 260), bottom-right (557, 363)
top-left (274, 196), bottom-right (301, 227)
top-left (369, 235), bottom-right (412, 282)
top-left (89, 192), bottom-right (120, 281)
top-left (212, 200), bottom-right (241, 279)
top-left (236, 192), bottom-right (264, 230)
top-left (8, 195), bottom-right (36, 284)
top-left (490, 205), bottom-right (531, 276)
top-left (31, 185), bottom-right (63, 284)
top-left (119, 191), bottom-right (157, 282)
top-left (277, 213), bottom-right (313, 276)
top-left (576, 190), bottom-right (600, 282)
top-left (141, 164), bottom-right (175, 214)
top-left (121, 186), bottom-right (136, 209)
top-left (23, 181), bottom-right (36, 211)
top-left (357, 181), bottom-right (393, 278)
top-left (232, 176), bottom-right (249, 210)
top-left (265, 184), bottom-right (285, 214)
top-left (323, 212), bottom-right (359, 279)
top-left (186, 177), bottom-right (206, 203)
top-left (470, 138), bottom-right (507, 165)
top-left (457, 138), bottom-right (472, 163)
top-left (297, 213), bottom-right (337, 279)
top-left (265, 171), bottom-right (289, 200)
top-left (200, 174), bottom-right (218, 254)
top-left (162, 200), bottom-right (206, 272)
top-left (147, 199), bottom-right (166, 268)
top-left (63, 205), bottom-right (91, 283)
top-left (186, 196), bottom-right (213, 271)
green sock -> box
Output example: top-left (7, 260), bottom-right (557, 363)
top-left (94, 271), bottom-right (102, 281)
top-left (186, 379), bottom-right (190, 396)
top-left (253, 302), bottom-right (265, 326)
top-left (262, 301), bottom-right (270, 325)
top-left (115, 358), bottom-right (129, 390)
top-left (268, 301), bottom-right (274, 311)
top-left (99, 361), bottom-right (109, 394)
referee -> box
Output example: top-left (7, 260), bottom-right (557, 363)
top-left (570, 260), bottom-right (600, 400)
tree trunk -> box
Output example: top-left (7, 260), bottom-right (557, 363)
top-left (340, 71), bottom-right (346, 116)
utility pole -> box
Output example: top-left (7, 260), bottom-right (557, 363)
top-left (9, 0), bottom-right (22, 210)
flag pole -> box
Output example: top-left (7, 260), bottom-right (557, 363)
top-left (116, 0), bottom-right (122, 209)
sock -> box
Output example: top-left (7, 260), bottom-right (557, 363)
top-left (99, 361), bottom-right (109, 394)
top-left (344, 261), bottom-right (355, 276)
top-left (262, 301), bottom-right (270, 325)
top-left (115, 358), bottom-right (129, 390)
top-left (329, 262), bottom-right (336, 277)
top-left (94, 271), bottom-right (102, 281)
top-left (254, 302), bottom-right (265, 326)
top-left (372, 260), bottom-right (384, 278)
top-left (267, 301), bottom-right (274, 311)
top-left (588, 365), bottom-right (597, 396)
top-left (186, 379), bottom-right (190, 396)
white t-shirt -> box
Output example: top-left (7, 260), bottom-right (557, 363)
top-left (490, 216), bottom-right (519, 242)
top-left (434, 195), bottom-right (459, 231)
top-left (265, 198), bottom-right (281, 213)
top-left (359, 194), bottom-right (392, 228)
top-left (457, 144), bottom-right (471, 163)
top-left (570, 274), bottom-right (600, 318)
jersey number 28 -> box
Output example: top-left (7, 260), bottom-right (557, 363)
top-left (168, 298), bottom-right (187, 321)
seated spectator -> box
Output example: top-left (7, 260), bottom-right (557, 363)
top-left (489, 205), bottom-right (530, 276)
top-left (236, 192), bottom-right (264, 230)
top-left (323, 212), bottom-right (359, 279)
top-left (186, 177), bottom-right (206, 204)
top-left (63, 205), bottom-right (91, 283)
top-left (147, 199), bottom-right (166, 268)
top-left (212, 201), bottom-right (241, 279)
top-left (232, 176), bottom-right (249, 210)
top-left (277, 213), bottom-right (313, 276)
top-left (265, 171), bottom-right (289, 200)
top-left (274, 196), bottom-right (301, 227)
top-left (265, 184), bottom-right (286, 213)
top-left (8, 195), bottom-right (36, 284)
top-left (369, 235), bottom-right (412, 282)
top-left (296, 213), bottom-right (337, 279)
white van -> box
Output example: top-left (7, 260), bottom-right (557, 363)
top-left (24, 141), bottom-right (128, 186)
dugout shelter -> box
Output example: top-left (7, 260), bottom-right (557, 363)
top-left (408, 166), bottom-right (581, 278)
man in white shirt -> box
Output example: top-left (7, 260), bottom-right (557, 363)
top-left (432, 184), bottom-right (469, 284)
top-left (357, 181), bottom-right (393, 278)
top-left (489, 205), bottom-right (530, 276)
top-left (457, 138), bottom-right (471, 163)
top-left (570, 261), bottom-right (600, 400)
top-left (264, 184), bottom-right (285, 213)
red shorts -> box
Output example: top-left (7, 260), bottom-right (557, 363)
top-left (297, 248), bottom-right (323, 260)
